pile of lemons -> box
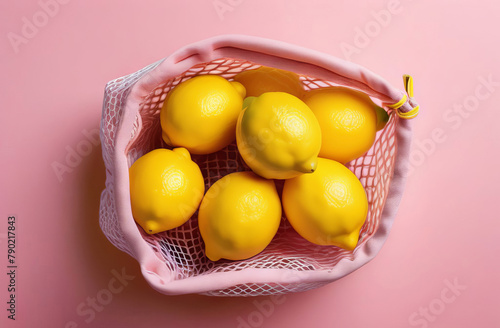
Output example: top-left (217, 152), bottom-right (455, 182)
top-left (129, 67), bottom-right (389, 261)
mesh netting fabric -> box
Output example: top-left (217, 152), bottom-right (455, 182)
top-left (100, 57), bottom-right (400, 297)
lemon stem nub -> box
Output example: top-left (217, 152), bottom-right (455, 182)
top-left (310, 161), bottom-right (317, 172)
top-left (342, 231), bottom-right (360, 251)
top-left (172, 147), bottom-right (191, 160)
top-left (144, 220), bottom-right (160, 235)
top-left (230, 81), bottom-right (247, 99)
top-left (205, 247), bottom-right (221, 262)
top-left (296, 159), bottom-right (318, 174)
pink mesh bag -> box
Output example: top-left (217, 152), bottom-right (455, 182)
top-left (99, 35), bottom-right (418, 296)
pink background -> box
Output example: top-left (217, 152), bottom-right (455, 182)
top-left (1, 0), bottom-right (499, 327)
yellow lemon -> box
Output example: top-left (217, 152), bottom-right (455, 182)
top-left (303, 87), bottom-right (386, 164)
top-left (129, 148), bottom-right (205, 234)
top-left (160, 75), bottom-right (246, 154)
top-left (234, 66), bottom-right (304, 98)
top-left (282, 158), bottom-right (368, 250)
top-left (198, 171), bottom-right (282, 261)
top-left (375, 105), bottom-right (389, 131)
top-left (236, 92), bottom-right (322, 179)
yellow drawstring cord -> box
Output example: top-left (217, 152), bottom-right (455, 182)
top-left (387, 74), bottom-right (419, 119)
top-left (387, 94), bottom-right (407, 109)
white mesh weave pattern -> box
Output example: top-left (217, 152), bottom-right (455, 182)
top-left (99, 58), bottom-right (397, 296)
